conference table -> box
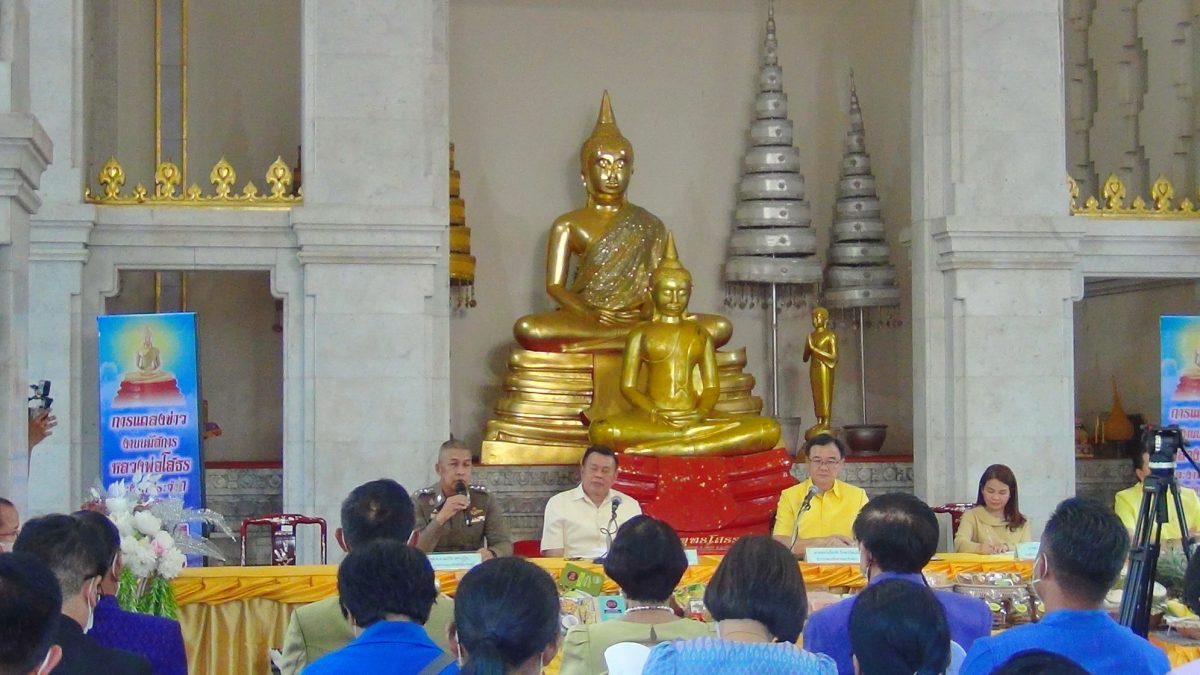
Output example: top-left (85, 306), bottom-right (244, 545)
top-left (169, 554), bottom-right (1194, 674)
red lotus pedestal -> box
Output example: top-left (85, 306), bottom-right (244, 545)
top-left (114, 377), bottom-right (185, 407)
top-left (1176, 374), bottom-right (1200, 399)
top-left (614, 447), bottom-right (797, 554)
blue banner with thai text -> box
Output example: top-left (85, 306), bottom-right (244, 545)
top-left (1161, 316), bottom-right (1200, 491)
top-left (98, 313), bottom-right (203, 509)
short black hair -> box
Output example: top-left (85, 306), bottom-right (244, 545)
top-left (1130, 448), bottom-right (1148, 476)
top-left (849, 579), bottom-right (949, 675)
top-left (852, 493), bottom-right (938, 573)
top-left (603, 516), bottom-right (687, 603)
top-left (0, 552), bottom-right (62, 675)
top-left (73, 510), bottom-right (120, 576)
top-left (704, 535), bottom-right (807, 643)
top-left (803, 433), bottom-right (846, 458)
top-left (1042, 497), bottom-right (1129, 604)
top-left (340, 479), bottom-right (416, 549)
top-left (581, 445), bottom-right (618, 468)
top-left (13, 514), bottom-right (105, 596)
top-left (455, 557), bottom-right (559, 675)
top-left (992, 649), bottom-right (1088, 675)
top-left (338, 540), bottom-right (436, 628)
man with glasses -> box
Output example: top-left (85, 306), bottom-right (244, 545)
top-left (772, 433), bottom-right (869, 559)
top-left (0, 497), bottom-right (19, 552)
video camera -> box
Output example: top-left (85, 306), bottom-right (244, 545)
top-left (1147, 425), bottom-right (1188, 479)
top-left (27, 380), bottom-right (52, 410)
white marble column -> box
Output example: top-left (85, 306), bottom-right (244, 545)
top-left (291, 0), bottom-right (449, 551)
top-left (27, 0), bottom-right (94, 514)
top-left (911, 1), bottom-right (1083, 529)
top-left (0, 0), bottom-right (52, 511)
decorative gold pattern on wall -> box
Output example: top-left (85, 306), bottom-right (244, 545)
top-left (85, 157), bottom-right (301, 207)
top-left (1069, 174), bottom-right (1200, 219)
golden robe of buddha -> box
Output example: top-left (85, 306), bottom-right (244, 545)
top-left (804, 306), bottom-right (837, 439)
top-left (588, 235), bottom-right (780, 457)
top-left (514, 91), bottom-right (731, 354)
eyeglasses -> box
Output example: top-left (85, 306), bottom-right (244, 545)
top-left (809, 458), bottom-right (843, 468)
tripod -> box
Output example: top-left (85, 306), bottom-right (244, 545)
top-left (1119, 429), bottom-right (1196, 637)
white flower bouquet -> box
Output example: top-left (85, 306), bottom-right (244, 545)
top-left (86, 476), bottom-right (234, 618)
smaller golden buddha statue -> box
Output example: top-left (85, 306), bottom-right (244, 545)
top-left (804, 306), bottom-right (837, 440)
top-left (129, 327), bottom-right (169, 383)
top-left (115, 325), bottom-right (184, 406)
top-left (588, 235), bottom-right (780, 456)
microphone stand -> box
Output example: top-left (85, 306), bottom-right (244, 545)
top-left (594, 499), bottom-right (621, 564)
top-left (789, 490), bottom-right (816, 556)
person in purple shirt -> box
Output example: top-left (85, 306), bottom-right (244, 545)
top-left (74, 510), bottom-right (188, 675)
top-left (961, 498), bottom-right (1169, 675)
top-left (803, 493), bottom-right (992, 675)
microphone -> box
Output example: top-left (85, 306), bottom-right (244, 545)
top-left (594, 496), bottom-right (623, 563)
top-left (455, 480), bottom-right (473, 526)
top-left (610, 495), bottom-right (622, 519)
top-left (790, 485), bottom-right (821, 555)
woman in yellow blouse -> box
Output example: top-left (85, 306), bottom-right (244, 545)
top-left (558, 516), bottom-right (711, 675)
top-left (954, 464), bottom-right (1032, 554)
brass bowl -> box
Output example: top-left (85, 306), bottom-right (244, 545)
top-left (843, 424), bottom-right (887, 454)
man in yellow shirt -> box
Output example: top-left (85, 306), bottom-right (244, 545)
top-left (773, 433), bottom-right (870, 558)
top-left (1114, 450), bottom-right (1200, 541)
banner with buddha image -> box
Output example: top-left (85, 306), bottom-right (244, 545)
top-left (1161, 316), bottom-right (1200, 490)
top-left (98, 312), bottom-right (203, 510)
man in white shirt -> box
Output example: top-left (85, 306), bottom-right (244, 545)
top-left (541, 445), bottom-right (641, 558)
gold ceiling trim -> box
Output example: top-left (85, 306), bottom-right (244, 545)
top-left (85, 157), bottom-right (301, 207)
top-left (1070, 174), bottom-right (1198, 219)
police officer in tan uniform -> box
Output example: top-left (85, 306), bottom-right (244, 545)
top-left (413, 438), bottom-right (512, 558)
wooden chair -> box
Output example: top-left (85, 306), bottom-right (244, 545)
top-left (931, 502), bottom-right (977, 537)
top-left (240, 514), bottom-right (327, 565)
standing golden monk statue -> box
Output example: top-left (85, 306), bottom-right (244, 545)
top-left (589, 235), bottom-right (780, 456)
top-left (804, 307), bottom-right (837, 440)
top-left (514, 91), bottom-right (731, 353)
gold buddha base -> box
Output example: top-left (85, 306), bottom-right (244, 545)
top-left (481, 345), bottom-right (766, 465)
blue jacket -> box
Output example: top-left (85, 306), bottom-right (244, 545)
top-left (302, 620), bottom-right (457, 675)
top-left (961, 608), bottom-right (1169, 675)
top-left (90, 595), bottom-right (187, 675)
top-left (803, 571), bottom-right (992, 675)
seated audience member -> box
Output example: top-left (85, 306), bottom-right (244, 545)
top-left (804, 492), bottom-right (990, 675)
top-left (1115, 447), bottom-right (1200, 541)
top-left (73, 510), bottom-right (187, 675)
top-left (961, 498), bottom-right (1170, 675)
top-left (15, 514), bottom-right (152, 675)
top-left (0, 551), bottom-right (63, 675)
top-left (0, 497), bottom-right (18, 552)
top-left (991, 650), bottom-right (1088, 675)
top-left (559, 516), bottom-right (711, 674)
top-left (280, 479), bottom-right (454, 675)
top-left (413, 437), bottom-right (512, 559)
top-left (450, 557), bottom-right (560, 674)
top-left (772, 434), bottom-right (869, 558)
top-left (303, 540), bottom-right (454, 675)
top-left (849, 579), bottom-right (950, 675)
top-left (642, 535), bottom-right (836, 674)
top-left (1174, 555), bottom-right (1200, 674)
top-left (541, 445), bottom-right (641, 558)
top-left (954, 464), bottom-right (1031, 554)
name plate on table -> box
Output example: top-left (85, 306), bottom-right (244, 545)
top-left (685, 548), bottom-right (700, 566)
top-left (806, 547), bottom-right (861, 564)
top-left (560, 562), bottom-right (605, 596)
top-left (428, 552), bottom-right (483, 571)
top-left (1016, 542), bottom-right (1040, 560)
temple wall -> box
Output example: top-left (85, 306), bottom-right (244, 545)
top-left (447, 0), bottom-right (914, 455)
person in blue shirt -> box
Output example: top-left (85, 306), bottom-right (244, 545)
top-left (803, 492), bottom-right (992, 675)
top-left (849, 579), bottom-right (950, 675)
top-left (303, 539), bottom-right (456, 675)
top-left (961, 497), bottom-right (1170, 675)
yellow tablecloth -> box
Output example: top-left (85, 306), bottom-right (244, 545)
top-left (1151, 633), bottom-right (1200, 668)
top-left (170, 553), bottom-right (1032, 675)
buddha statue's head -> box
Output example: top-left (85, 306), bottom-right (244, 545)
top-left (812, 306), bottom-right (829, 328)
top-left (142, 326), bottom-right (155, 347)
top-left (580, 91), bottom-right (634, 203)
top-left (651, 234), bottom-right (692, 318)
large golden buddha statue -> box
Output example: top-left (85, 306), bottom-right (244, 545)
top-left (482, 92), bottom-right (767, 465)
top-left (589, 236), bottom-right (780, 456)
top-left (514, 91), bottom-right (731, 353)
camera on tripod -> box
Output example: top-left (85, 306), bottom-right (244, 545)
top-left (1148, 426), bottom-right (1187, 479)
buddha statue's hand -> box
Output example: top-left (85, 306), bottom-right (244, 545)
top-left (659, 409), bottom-right (703, 428)
top-left (594, 306), bottom-right (626, 327)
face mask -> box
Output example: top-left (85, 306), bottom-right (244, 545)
top-left (83, 578), bottom-right (99, 634)
top-left (35, 648), bottom-right (54, 675)
top-left (0, 541), bottom-right (10, 553)
top-left (1031, 553), bottom-right (1046, 588)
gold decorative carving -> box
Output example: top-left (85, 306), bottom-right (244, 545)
top-left (85, 157), bottom-right (302, 207)
top-left (1070, 173), bottom-right (1199, 219)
